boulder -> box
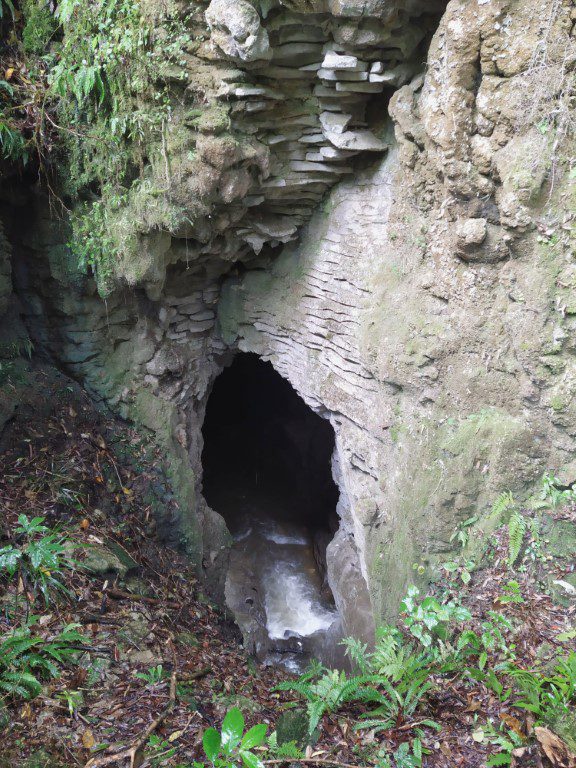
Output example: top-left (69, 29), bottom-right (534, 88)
top-left (206, 0), bottom-right (271, 62)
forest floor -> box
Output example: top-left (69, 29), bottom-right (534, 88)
top-left (0, 362), bottom-right (575, 768)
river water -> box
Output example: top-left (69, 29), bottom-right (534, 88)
top-left (224, 505), bottom-right (339, 671)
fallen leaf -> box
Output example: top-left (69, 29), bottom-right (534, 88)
top-left (439, 743), bottom-right (452, 758)
top-left (168, 731), bottom-right (183, 743)
top-left (535, 726), bottom-right (576, 768)
top-left (501, 713), bottom-right (525, 738)
top-left (465, 697), bottom-right (482, 712)
top-left (5, 67), bottom-right (14, 80)
top-left (82, 730), bottom-right (96, 749)
top-left (472, 727), bottom-right (485, 743)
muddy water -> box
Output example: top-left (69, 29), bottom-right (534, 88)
top-left (225, 506), bottom-right (339, 671)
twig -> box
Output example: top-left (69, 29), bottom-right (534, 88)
top-left (393, 719), bottom-right (437, 733)
top-left (180, 667), bottom-right (211, 683)
top-left (104, 587), bottom-right (180, 609)
top-left (84, 670), bottom-right (177, 768)
top-left (264, 760), bottom-right (363, 768)
top-left (79, 615), bottom-right (122, 626)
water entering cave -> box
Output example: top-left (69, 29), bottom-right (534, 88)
top-left (201, 353), bottom-right (342, 669)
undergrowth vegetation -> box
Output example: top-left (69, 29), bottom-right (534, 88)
top-left (0, 0), bottom-right (197, 294)
top-left (0, 514), bottom-right (87, 703)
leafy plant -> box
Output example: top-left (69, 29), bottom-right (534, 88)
top-left (498, 581), bottom-right (525, 605)
top-left (492, 491), bottom-right (515, 518)
top-left (374, 739), bottom-right (426, 768)
top-left (56, 688), bottom-right (83, 717)
top-left (457, 612), bottom-right (515, 671)
top-left (354, 671), bottom-right (438, 735)
top-left (135, 664), bottom-right (165, 686)
top-left (0, 515), bottom-right (77, 613)
top-left (0, 119), bottom-right (26, 162)
top-left (276, 668), bottom-right (380, 735)
top-left (278, 606), bottom-right (450, 739)
top-left (507, 512), bottom-right (527, 568)
top-left (0, 622), bottom-right (87, 700)
top-left (265, 733), bottom-right (303, 762)
top-left (510, 653), bottom-right (576, 723)
top-left (534, 473), bottom-right (576, 510)
top-left (482, 719), bottom-right (525, 767)
top-left (449, 516), bottom-right (478, 550)
top-left (195, 708), bottom-right (267, 768)
top-left (400, 586), bottom-right (471, 651)
top-left (147, 734), bottom-right (177, 766)
top-left (442, 558), bottom-right (475, 586)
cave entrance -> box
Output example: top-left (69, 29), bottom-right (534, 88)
top-left (201, 353), bottom-right (342, 668)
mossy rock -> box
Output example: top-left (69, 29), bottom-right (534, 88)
top-left (276, 708), bottom-right (311, 747)
top-left (22, 0), bottom-right (58, 55)
top-left (213, 694), bottom-right (261, 716)
top-left (81, 541), bottom-right (137, 579)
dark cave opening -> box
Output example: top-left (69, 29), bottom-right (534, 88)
top-left (201, 353), bottom-right (339, 537)
top-left (201, 353), bottom-right (343, 667)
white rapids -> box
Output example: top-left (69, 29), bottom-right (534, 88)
top-left (226, 514), bottom-right (338, 663)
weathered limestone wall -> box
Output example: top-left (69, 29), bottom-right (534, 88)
top-left (2, 0), bottom-right (576, 636)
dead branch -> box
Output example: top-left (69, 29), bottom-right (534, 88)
top-left (180, 667), bottom-right (211, 683)
top-left (264, 759), bottom-right (363, 768)
top-left (104, 587), bottom-right (180, 609)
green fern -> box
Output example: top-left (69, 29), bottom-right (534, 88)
top-left (0, 622), bottom-right (88, 701)
top-left (492, 491), bottom-right (515, 518)
top-left (340, 636), bottom-right (371, 674)
top-left (507, 512), bottom-right (527, 567)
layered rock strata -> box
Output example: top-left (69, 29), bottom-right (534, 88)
top-left (2, 0), bottom-right (576, 643)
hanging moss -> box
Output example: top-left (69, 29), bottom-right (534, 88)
top-left (22, 0), bottom-right (57, 55)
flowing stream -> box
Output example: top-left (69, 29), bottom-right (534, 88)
top-left (225, 504), bottom-right (339, 671)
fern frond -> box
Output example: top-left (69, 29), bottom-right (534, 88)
top-left (274, 680), bottom-right (315, 701)
top-left (307, 699), bottom-right (327, 734)
top-left (507, 512), bottom-right (527, 567)
top-left (353, 716), bottom-right (395, 733)
top-left (492, 491), bottom-right (515, 518)
top-left (275, 742), bottom-right (303, 760)
top-left (341, 637), bottom-right (371, 674)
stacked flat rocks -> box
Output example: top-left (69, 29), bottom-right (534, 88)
top-left (205, 0), bottom-right (437, 255)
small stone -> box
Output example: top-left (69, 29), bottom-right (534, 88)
top-left (82, 545), bottom-right (130, 578)
top-left (322, 51), bottom-right (364, 70)
top-left (455, 217), bottom-right (488, 249)
top-left (319, 111), bottom-right (352, 135)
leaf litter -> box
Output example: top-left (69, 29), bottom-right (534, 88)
top-left (0, 363), bottom-right (574, 768)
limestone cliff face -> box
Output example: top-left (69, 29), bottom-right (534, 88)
top-left (3, 0), bottom-right (576, 634)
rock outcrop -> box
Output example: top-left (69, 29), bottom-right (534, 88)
top-left (2, 0), bottom-right (576, 642)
